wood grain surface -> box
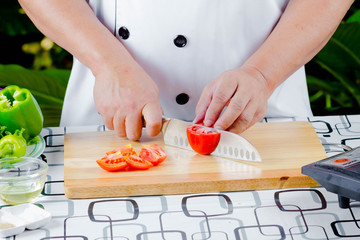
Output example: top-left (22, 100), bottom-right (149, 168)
top-left (64, 121), bottom-right (327, 199)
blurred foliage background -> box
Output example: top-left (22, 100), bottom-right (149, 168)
top-left (306, 1), bottom-right (360, 115)
top-left (0, 1), bottom-right (72, 127)
top-left (0, 1), bottom-right (359, 127)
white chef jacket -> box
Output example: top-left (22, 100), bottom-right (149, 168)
top-left (60, 0), bottom-right (313, 127)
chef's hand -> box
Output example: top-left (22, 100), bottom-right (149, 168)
top-left (194, 65), bottom-right (272, 134)
top-left (18, 0), bottom-right (165, 141)
top-left (93, 63), bottom-right (163, 141)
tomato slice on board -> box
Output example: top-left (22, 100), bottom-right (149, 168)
top-left (98, 144), bottom-right (167, 171)
top-left (106, 144), bottom-right (137, 157)
top-left (149, 144), bottom-right (167, 163)
top-left (125, 155), bottom-right (153, 170)
top-left (139, 144), bottom-right (167, 165)
top-left (96, 153), bottom-right (128, 172)
top-left (186, 125), bottom-right (221, 155)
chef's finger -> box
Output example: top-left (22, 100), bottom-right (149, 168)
top-left (125, 112), bottom-right (143, 141)
top-left (203, 86), bottom-right (234, 127)
top-left (193, 106), bottom-right (206, 124)
top-left (213, 92), bottom-right (249, 130)
top-left (227, 100), bottom-right (260, 134)
top-left (102, 113), bottom-right (114, 130)
top-left (142, 102), bottom-right (163, 137)
top-left (113, 111), bottom-right (126, 138)
top-left (194, 87), bottom-right (212, 123)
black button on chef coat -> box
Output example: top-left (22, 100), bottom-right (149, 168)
top-left (174, 35), bottom-right (187, 47)
top-left (176, 93), bottom-right (189, 105)
top-left (119, 26), bottom-right (130, 40)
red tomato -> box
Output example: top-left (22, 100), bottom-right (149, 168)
top-left (106, 144), bottom-right (137, 156)
top-left (186, 125), bottom-right (221, 155)
top-left (96, 153), bottom-right (128, 172)
top-left (139, 144), bottom-right (167, 165)
top-left (125, 155), bottom-right (153, 170)
top-left (150, 144), bottom-right (167, 163)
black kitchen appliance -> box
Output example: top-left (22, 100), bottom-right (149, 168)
top-left (302, 146), bottom-right (360, 208)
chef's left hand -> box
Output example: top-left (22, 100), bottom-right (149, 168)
top-left (194, 65), bottom-right (272, 134)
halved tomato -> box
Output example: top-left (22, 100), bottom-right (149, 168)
top-left (96, 153), bottom-right (128, 172)
top-left (186, 125), bottom-right (221, 155)
top-left (125, 155), bottom-right (152, 170)
top-left (139, 144), bottom-right (167, 165)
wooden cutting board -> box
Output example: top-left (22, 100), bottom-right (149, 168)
top-left (64, 121), bottom-right (327, 199)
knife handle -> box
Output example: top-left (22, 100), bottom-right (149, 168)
top-left (161, 118), bottom-right (170, 135)
top-left (142, 117), bottom-right (170, 136)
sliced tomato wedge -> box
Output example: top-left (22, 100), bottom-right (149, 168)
top-left (106, 144), bottom-right (137, 157)
top-left (125, 155), bottom-right (152, 170)
top-left (149, 144), bottom-right (167, 163)
top-left (98, 144), bottom-right (167, 171)
top-left (186, 125), bottom-right (221, 155)
top-left (96, 153), bottom-right (128, 172)
top-left (139, 144), bottom-right (167, 165)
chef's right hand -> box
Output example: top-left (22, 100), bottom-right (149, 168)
top-left (93, 63), bottom-right (163, 141)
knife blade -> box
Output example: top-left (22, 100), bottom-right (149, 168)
top-left (160, 118), bottom-right (262, 162)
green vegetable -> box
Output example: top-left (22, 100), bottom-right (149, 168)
top-left (0, 85), bottom-right (43, 141)
top-left (0, 128), bottom-right (27, 158)
top-left (0, 157), bottom-right (24, 169)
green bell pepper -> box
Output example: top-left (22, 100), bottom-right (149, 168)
top-left (0, 85), bottom-right (43, 141)
top-left (0, 128), bottom-right (27, 158)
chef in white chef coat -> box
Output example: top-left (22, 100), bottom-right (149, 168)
top-left (19, 0), bottom-right (353, 140)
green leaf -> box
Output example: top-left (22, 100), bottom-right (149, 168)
top-left (306, 75), bottom-right (353, 107)
top-left (314, 22), bottom-right (360, 71)
top-left (347, 9), bottom-right (360, 23)
top-left (314, 60), bottom-right (360, 106)
top-left (0, 64), bottom-right (70, 127)
top-left (0, 1), bottom-right (39, 36)
top-left (307, 21), bottom-right (360, 113)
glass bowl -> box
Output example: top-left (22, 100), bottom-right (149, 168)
top-left (0, 157), bottom-right (48, 205)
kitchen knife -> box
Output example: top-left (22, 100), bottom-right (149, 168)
top-left (160, 118), bottom-right (262, 162)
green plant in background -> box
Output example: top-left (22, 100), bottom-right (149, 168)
top-left (306, 3), bottom-right (360, 115)
top-left (0, 0), bottom-right (71, 127)
top-left (0, 0), bottom-right (38, 36)
top-left (22, 37), bottom-right (72, 71)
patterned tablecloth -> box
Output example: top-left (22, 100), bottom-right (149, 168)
top-left (2, 115), bottom-right (360, 240)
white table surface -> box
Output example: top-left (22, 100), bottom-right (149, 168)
top-left (2, 115), bottom-right (360, 240)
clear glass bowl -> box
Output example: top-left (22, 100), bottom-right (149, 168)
top-left (0, 157), bottom-right (48, 205)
